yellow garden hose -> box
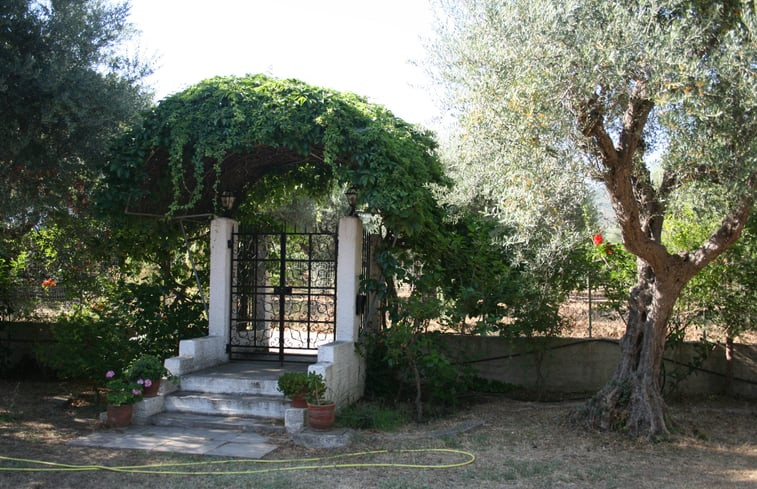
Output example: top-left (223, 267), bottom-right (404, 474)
top-left (0, 448), bottom-right (475, 476)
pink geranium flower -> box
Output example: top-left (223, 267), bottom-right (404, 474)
top-left (106, 370), bottom-right (115, 378)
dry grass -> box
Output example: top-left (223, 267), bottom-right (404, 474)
top-left (0, 380), bottom-right (755, 488)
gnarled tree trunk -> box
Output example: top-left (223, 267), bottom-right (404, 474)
top-left (582, 262), bottom-right (684, 438)
top-left (575, 80), bottom-right (754, 439)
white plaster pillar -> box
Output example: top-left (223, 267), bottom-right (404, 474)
top-left (311, 216), bottom-right (366, 407)
top-left (335, 216), bottom-right (363, 342)
top-left (165, 216), bottom-right (237, 376)
top-left (209, 217), bottom-right (236, 341)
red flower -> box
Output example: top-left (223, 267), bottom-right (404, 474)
top-left (41, 278), bottom-right (57, 288)
top-left (592, 233), bottom-right (604, 246)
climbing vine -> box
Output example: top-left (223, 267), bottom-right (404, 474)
top-left (104, 74), bottom-right (448, 241)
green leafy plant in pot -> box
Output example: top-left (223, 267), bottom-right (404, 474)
top-left (126, 354), bottom-right (174, 398)
top-left (104, 370), bottom-right (143, 427)
top-left (306, 372), bottom-right (335, 430)
top-left (277, 371), bottom-right (309, 408)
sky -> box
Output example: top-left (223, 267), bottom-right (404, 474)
top-left (127, 0), bottom-right (443, 129)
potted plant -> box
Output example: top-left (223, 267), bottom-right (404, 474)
top-left (277, 371), bottom-right (309, 408)
top-left (105, 370), bottom-right (143, 427)
top-left (305, 372), bottom-right (335, 430)
top-left (126, 354), bottom-right (172, 398)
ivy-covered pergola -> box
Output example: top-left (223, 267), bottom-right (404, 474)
top-left (107, 74), bottom-right (447, 237)
top-left (105, 74), bottom-right (452, 413)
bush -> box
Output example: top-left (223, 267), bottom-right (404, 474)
top-left (360, 327), bottom-right (474, 422)
top-left (38, 307), bottom-right (137, 385)
top-left (38, 278), bottom-right (206, 386)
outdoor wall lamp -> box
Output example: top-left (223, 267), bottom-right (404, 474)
top-left (220, 190), bottom-right (235, 215)
top-left (345, 187), bottom-right (357, 216)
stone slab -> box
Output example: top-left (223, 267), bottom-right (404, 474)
top-left (292, 428), bottom-right (353, 449)
top-left (69, 426), bottom-right (277, 459)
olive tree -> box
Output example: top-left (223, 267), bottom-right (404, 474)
top-left (1, 0), bottom-right (151, 316)
top-left (430, 0), bottom-right (755, 438)
top-left (0, 0), bottom-right (151, 237)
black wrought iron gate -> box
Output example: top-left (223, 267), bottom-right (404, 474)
top-left (228, 230), bottom-right (337, 362)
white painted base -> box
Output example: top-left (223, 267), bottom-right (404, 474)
top-left (309, 341), bottom-right (365, 410)
top-left (285, 408), bottom-right (306, 433)
top-left (164, 336), bottom-right (227, 376)
top-left (131, 377), bottom-right (179, 425)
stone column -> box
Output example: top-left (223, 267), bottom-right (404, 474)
top-left (165, 217), bottom-right (237, 376)
top-left (335, 216), bottom-right (363, 343)
top-left (208, 217), bottom-right (236, 341)
top-left (308, 216), bottom-right (365, 408)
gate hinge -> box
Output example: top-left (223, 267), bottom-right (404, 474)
top-left (227, 239), bottom-right (232, 249)
top-left (225, 344), bottom-right (231, 354)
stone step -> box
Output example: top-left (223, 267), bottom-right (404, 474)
top-left (179, 372), bottom-right (283, 397)
top-left (149, 411), bottom-right (285, 434)
top-left (164, 391), bottom-right (289, 419)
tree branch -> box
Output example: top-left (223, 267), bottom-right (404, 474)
top-left (618, 81), bottom-right (654, 168)
top-left (581, 82), bottom-right (665, 265)
top-left (688, 177), bottom-right (755, 271)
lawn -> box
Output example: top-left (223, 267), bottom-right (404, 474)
top-left (0, 380), bottom-right (754, 488)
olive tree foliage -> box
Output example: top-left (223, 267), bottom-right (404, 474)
top-left (429, 3), bottom-right (598, 323)
top-left (429, 0), bottom-right (755, 439)
top-left (0, 0), bottom-right (151, 317)
top-left (0, 0), bottom-right (151, 237)
top-left (436, 119), bottom-right (594, 275)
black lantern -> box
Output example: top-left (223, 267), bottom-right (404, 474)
top-left (220, 191), bottom-right (235, 215)
top-left (345, 187), bottom-right (357, 216)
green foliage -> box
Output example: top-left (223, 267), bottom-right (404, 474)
top-left (0, 249), bottom-right (29, 317)
top-left (105, 74), bottom-right (448, 243)
top-left (361, 210), bottom-right (574, 420)
top-left (305, 372), bottom-right (330, 405)
top-left (0, 0), bottom-right (151, 239)
top-left (105, 370), bottom-right (143, 406)
top-left (39, 306), bottom-right (137, 384)
top-left (665, 206), bottom-right (757, 340)
top-left (125, 354), bottom-right (169, 384)
top-left (101, 279), bottom-right (207, 358)
top-left (361, 325), bottom-right (473, 421)
top-left (586, 234), bottom-right (637, 319)
top-left (38, 276), bottom-right (206, 385)
top-left (276, 372), bottom-right (309, 398)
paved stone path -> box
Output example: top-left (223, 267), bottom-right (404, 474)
top-left (69, 425), bottom-right (278, 458)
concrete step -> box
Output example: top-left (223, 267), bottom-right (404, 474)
top-left (179, 372), bottom-right (283, 397)
top-left (164, 391), bottom-right (289, 419)
top-left (149, 411), bottom-right (285, 434)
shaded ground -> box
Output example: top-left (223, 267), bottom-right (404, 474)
top-left (0, 380), bottom-right (755, 488)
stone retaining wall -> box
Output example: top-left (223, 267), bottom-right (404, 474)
top-left (439, 335), bottom-right (757, 399)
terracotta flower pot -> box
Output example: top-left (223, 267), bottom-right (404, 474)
top-left (307, 402), bottom-right (335, 430)
top-left (142, 378), bottom-right (161, 398)
top-left (291, 394), bottom-right (307, 408)
top-left (106, 404), bottom-right (133, 427)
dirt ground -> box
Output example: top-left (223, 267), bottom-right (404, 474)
top-left (0, 380), bottom-right (755, 489)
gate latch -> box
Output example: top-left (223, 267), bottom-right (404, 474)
top-left (273, 286), bottom-right (293, 295)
